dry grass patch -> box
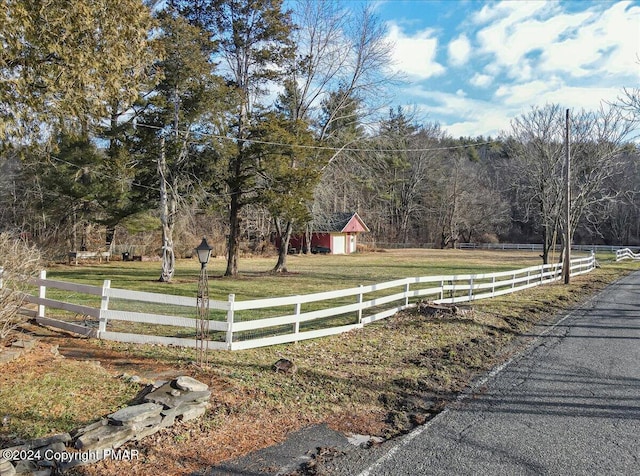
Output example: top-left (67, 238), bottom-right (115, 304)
top-left (0, 344), bottom-right (140, 446)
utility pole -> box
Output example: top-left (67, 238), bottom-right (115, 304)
top-left (564, 109), bottom-right (571, 285)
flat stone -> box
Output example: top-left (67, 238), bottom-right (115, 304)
top-left (37, 440), bottom-right (67, 462)
top-left (131, 418), bottom-right (163, 441)
top-left (128, 415), bottom-right (162, 433)
top-left (14, 459), bottom-right (38, 473)
top-left (56, 449), bottom-right (107, 471)
top-left (29, 470), bottom-right (51, 476)
top-left (0, 459), bottom-right (16, 476)
top-left (180, 403), bottom-right (208, 422)
top-left (143, 382), bottom-right (211, 409)
top-left (74, 424), bottom-right (136, 451)
top-left (11, 339), bottom-right (37, 350)
top-left (70, 419), bottom-right (107, 439)
top-left (6, 433), bottom-right (71, 452)
top-left (108, 403), bottom-right (163, 426)
top-left (0, 349), bottom-right (21, 364)
top-left (175, 376), bottom-right (209, 392)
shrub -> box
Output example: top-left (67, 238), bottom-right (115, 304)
top-left (0, 234), bottom-right (42, 341)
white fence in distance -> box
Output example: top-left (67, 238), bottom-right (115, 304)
top-left (616, 248), bottom-right (640, 261)
top-left (7, 253), bottom-right (598, 351)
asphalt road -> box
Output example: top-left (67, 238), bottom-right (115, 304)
top-left (320, 270), bottom-right (640, 476)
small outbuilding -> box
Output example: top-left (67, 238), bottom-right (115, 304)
top-left (289, 212), bottom-right (370, 255)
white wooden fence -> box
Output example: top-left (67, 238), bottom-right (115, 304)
top-left (7, 254), bottom-right (596, 351)
top-left (616, 248), bottom-right (640, 261)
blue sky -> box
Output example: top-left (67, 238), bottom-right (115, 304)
top-left (362, 0), bottom-right (640, 138)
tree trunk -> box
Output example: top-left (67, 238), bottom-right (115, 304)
top-left (225, 189), bottom-right (241, 277)
top-left (304, 225), bottom-right (312, 254)
top-left (273, 220), bottom-right (293, 273)
top-left (158, 136), bottom-right (175, 282)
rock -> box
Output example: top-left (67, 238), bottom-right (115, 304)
top-left (108, 403), bottom-right (163, 427)
top-left (0, 458), bottom-right (16, 476)
top-left (152, 380), bottom-right (168, 389)
top-left (143, 382), bottom-right (211, 409)
top-left (6, 433), bottom-right (71, 452)
top-left (0, 349), bottom-right (21, 364)
top-left (38, 440), bottom-right (67, 459)
top-left (14, 459), bottom-right (38, 473)
top-left (179, 403), bottom-right (208, 422)
top-left (74, 424), bottom-right (136, 451)
top-left (10, 339), bottom-right (36, 350)
top-left (130, 417), bottom-right (163, 441)
top-left (70, 419), bottom-right (107, 439)
top-left (273, 358), bottom-right (297, 374)
top-left (56, 449), bottom-right (106, 471)
top-left (175, 376), bottom-right (209, 392)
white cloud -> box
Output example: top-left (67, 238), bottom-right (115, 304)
top-left (540, 2), bottom-right (640, 80)
top-left (446, 112), bottom-right (508, 138)
top-left (380, 1), bottom-right (640, 139)
top-left (473, 1), bottom-right (639, 82)
top-left (470, 73), bottom-right (493, 88)
top-left (385, 22), bottom-right (446, 79)
top-left (448, 34), bottom-right (471, 66)
top-left (473, 1), bottom-right (550, 26)
top-left (494, 78), bottom-right (563, 106)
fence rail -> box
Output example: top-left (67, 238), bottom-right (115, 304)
top-left (373, 242), bottom-right (634, 252)
top-left (3, 254), bottom-right (597, 351)
top-left (616, 248), bottom-right (640, 261)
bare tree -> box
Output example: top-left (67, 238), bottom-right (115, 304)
top-left (569, 105), bottom-right (638, 242)
top-left (503, 104), bottom-right (566, 263)
top-left (268, 0), bottom-right (396, 271)
top-left (503, 103), bottom-right (637, 261)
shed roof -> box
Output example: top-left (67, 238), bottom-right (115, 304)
top-left (313, 212), bottom-right (369, 233)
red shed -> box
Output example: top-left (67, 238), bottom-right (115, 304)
top-left (289, 212), bottom-right (369, 254)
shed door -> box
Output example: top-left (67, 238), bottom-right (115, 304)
top-left (332, 235), bottom-right (345, 254)
top-left (348, 234), bottom-right (356, 253)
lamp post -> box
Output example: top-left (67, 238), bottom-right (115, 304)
top-left (195, 237), bottom-right (213, 367)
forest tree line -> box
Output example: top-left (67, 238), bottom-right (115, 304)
top-left (1, 0), bottom-right (639, 280)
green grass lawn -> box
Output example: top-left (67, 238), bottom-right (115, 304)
top-left (47, 248), bottom-right (559, 301)
top-left (36, 249), bottom-right (603, 342)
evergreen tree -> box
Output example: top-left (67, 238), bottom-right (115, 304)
top-left (172, 0), bottom-right (295, 276)
top-left (0, 0), bottom-right (155, 141)
top-left (134, 9), bottom-right (226, 282)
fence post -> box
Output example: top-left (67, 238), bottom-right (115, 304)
top-left (357, 285), bottom-right (364, 324)
top-left (491, 276), bottom-right (496, 297)
top-left (38, 270), bottom-right (46, 318)
top-left (98, 279), bottom-right (111, 335)
top-left (439, 279), bottom-right (444, 301)
top-left (468, 277), bottom-right (473, 301)
top-left (226, 294), bottom-right (235, 350)
top-left (294, 298), bottom-right (301, 342)
top-left (404, 280), bottom-right (410, 307)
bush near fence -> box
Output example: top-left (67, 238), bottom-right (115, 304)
top-left (4, 253), bottom-right (597, 351)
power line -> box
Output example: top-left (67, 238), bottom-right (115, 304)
top-left (134, 122), bottom-right (497, 153)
